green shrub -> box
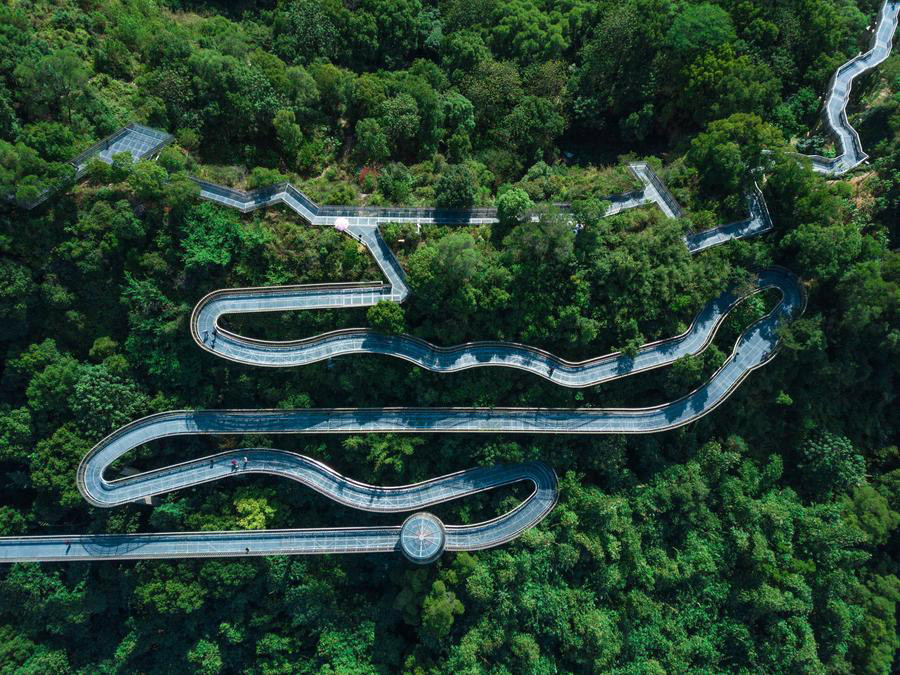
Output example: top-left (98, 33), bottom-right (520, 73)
top-left (435, 164), bottom-right (476, 209)
top-left (247, 167), bottom-right (287, 189)
top-left (367, 301), bottom-right (405, 334)
top-left (378, 163), bottom-right (413, 203)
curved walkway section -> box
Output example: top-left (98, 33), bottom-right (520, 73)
top-left (0, 454), bottom-right (555, 562)
top-left (89, 268), bottom-right (807, 440)
top-left (0, 263), bottom-right (795, 562)
top-left (801, 0), bottom-right (899, 175)
top-left (0, 265), bottom-right (803, 563)
top-left (683, 184), bottom-right (773, 253)
top-left (193, 262), bottom-right (793, 386)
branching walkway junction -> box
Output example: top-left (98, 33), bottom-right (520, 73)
top-left (18, 125), bottom-right (776, 251)
top-left (9, 0), bottom-right (899, 563)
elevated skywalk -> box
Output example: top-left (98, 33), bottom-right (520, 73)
top-left (17, 0), bottom-right (892, 559)
top-left (799, 0), bottom-right (899, 174)
top-left (0, 454), bottom-right (555, 563)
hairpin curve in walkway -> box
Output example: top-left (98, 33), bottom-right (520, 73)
top-left (0, 262), bottom-right (799, 564)
top-left (191, 221), bottom-right (789, 384)
top-left (0, 260), bottom-right (803, 563)
top-left (7, 263), bottom-right (799, 560)
top-left (800, 0), bottom-right (899, 174)
top-left (0, 452), bottom-right (556, 563)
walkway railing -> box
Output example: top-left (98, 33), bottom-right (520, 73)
top-left (630, 162), bottom-right (685, 218)
top-left (799, 0), bottom-right (899, 174)
top-left (9, 123), bottom-right (174, 209)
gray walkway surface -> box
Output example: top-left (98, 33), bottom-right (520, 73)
top-left (800, 0), bottom-right (899, 174)
top-left (193, 221), bottom-right (791, 384)
top-left (0, 453), bottom-right (555, 562)
top-left (11, 22), bottom-right (859, 560)
top-left (191, 161), bottom-right (674, 227)
top-left (10, 124), bottom-right (173, 208)
top-left (69, 124), bottom-right (173, 178)
top-left (683, 184), bottom-right (773, 253)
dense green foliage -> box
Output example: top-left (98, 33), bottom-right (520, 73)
top-left (0, 0), bottom-right (897, 672)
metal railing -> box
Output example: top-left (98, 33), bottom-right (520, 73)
top-left (631, 162), bottom-right (685, 218)
top-left (10, 124), bottom-right (175, 209)
top-left (801, 0), bottom-right (898, 174)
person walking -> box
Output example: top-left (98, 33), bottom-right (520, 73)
top-left (243, 456), bottom-right (249, 469)
top-left (231, 459), bottom-right (237, 472)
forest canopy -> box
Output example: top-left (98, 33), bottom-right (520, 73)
top-left (0, 0), bottom-right (897, 672)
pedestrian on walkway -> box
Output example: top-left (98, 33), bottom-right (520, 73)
top-left (209, 458), bottom-right (214, 468)
top-left (231, 459), bottom-right (237, 472)
top-left (243, 455), bottom-right (249, 468)
top-left (245, 547), bottom-right (250, 554)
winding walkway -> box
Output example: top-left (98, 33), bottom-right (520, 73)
top-left (0, 262), bottom-right (803, 563)
top-left (87, 270), bottom-right (805, 446)
top-left (23, 8), bottom-right (890, 560)
top-left (0, 152), bottom-right (807, 564)
top-left (801, 0), bottom-right (899, 174)
top-left (0, 454), bottom-right (555, 563)
top-left (192, 225), bottom-right (790, 384)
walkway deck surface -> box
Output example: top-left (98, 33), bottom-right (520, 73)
top-left (801, 0), bottom-right (899, 174)
top-left (0, 455), bottom-right (556, 562)
top-left (21, 0), bottom-right (898, 559)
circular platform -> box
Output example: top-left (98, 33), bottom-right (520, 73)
top-left (399, 512), bottom-right (446, 564)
